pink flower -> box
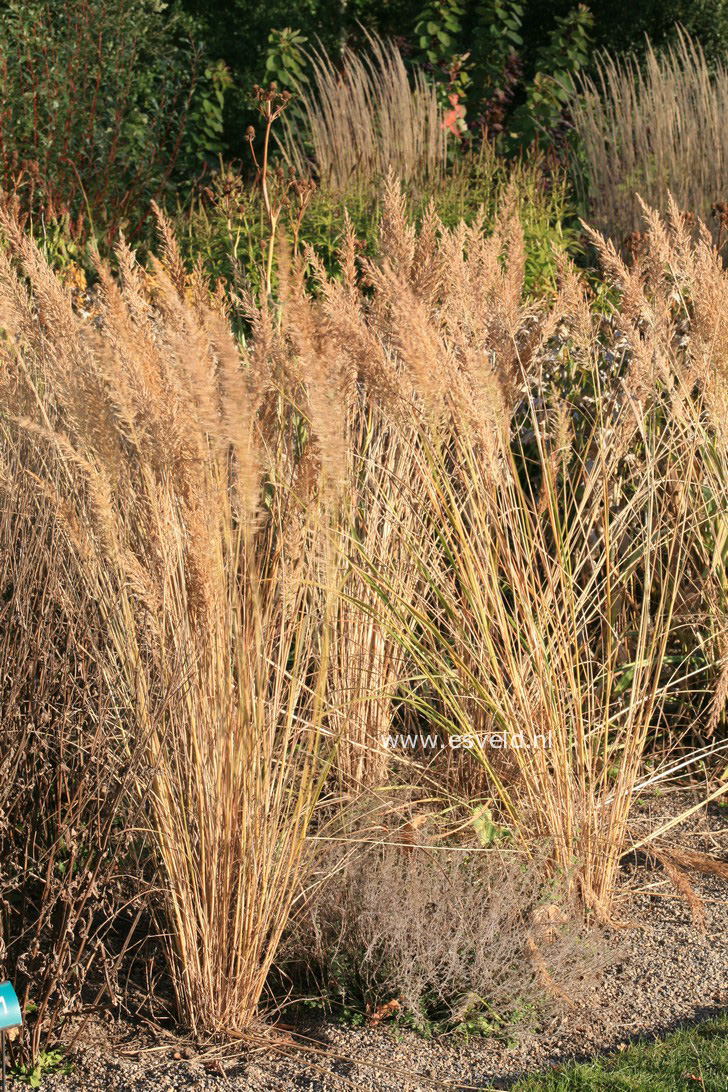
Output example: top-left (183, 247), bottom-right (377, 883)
top-left (442, 93), bottom-right (466, 138)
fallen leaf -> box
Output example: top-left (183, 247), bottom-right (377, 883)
top-left (368, 998), bottom-right (401, 1026)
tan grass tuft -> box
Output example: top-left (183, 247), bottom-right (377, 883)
top-left (278, 33), bottom-right (448, 190)
top-left (572, 30), bottom-right (728, 247)
top-left (0, 217), bottom-right (337, 1034)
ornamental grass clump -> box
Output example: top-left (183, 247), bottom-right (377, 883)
top-left (303, 181), bottom-right (728, 915)
top-left (572, 30), bottom-right (728, 248)
top-left (1, 175), bottom-right (727, 1050)
top-left (0, 207), bottom-right (338, 1034)
top-left (278, 33), bottom-right (448, 191)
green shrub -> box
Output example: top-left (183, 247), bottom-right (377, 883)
top-left (414, 0), bottom-right (471, 110)
top-left (508, 3), bottom-right (593, 148)
top-left (471, 1), bottom-right (524, 136)
top-left (0, 0), bottom-right (220, 246)
top-left (265, 26), bottom-right (309, 92)
top-left (524, 0), bottom-right (728, 68)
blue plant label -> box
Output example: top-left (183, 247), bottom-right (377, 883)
top-left (0, 982), bottom-right (21, 1029)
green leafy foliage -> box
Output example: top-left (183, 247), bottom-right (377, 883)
top-left (524, 0), bottom-right (728, 68)
top-left (509, 3), bottom-right (593, 146)
top-left (414, 0), bottom-right (471, 108)
top-left (470, 804), bottom-right (512, 846)
top-left (0, 0), bottom-right (213, 245)
top-left (182, 59), bottom-right (234, 167)
top-left (414, 0), bottom-right (465, 65)
top-left (13, 1048), bottom-right (70, 1087)
top-left (469, 1), bottom-right (524, 137)
top-left (473, 0), bottom-right (524, 83)
top-left (265, 26), bottom-right (309, 91)
top-left (411, 0), bottom-right (593, 150)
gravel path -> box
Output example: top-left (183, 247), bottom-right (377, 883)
top-left (28, 789), bottom-right (728, 1091)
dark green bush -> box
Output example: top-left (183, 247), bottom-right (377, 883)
top-left (0, 0), bottom-right (223, 246)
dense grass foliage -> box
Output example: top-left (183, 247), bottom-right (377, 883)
top-left (0, 1), bottom-right (727, 1079)
top-left (1, 181), bottom-right (726, 1061)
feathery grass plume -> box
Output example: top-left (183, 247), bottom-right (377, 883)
top-left (274, 211), bottom-right (425, 789)
top-left (572, 30), bottom-right (728, 248)
top-left (0, 210), bottom-right (338, 1035)
top-left (588, 194), bottom-right (728, 744)
top-left (332, 186), bottom-right (725, 914)
top-left (278, 33), bottom-right (448, 191)
top-left (307, 179), bottom-right (539, 787)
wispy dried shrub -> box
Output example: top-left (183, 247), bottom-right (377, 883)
top-left (283, 805), bottom-right (606, 1028)
top-left (0, 455), bottom-right (146, 1061)
top-left (278, 34), bottom-right (449, 191)
top-left (572, 30), bottom-right (728, 248)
